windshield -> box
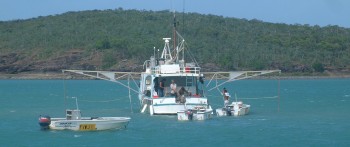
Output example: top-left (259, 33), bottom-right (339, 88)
top-left (154, 76), bottom-right (205, 97)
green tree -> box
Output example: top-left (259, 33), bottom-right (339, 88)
top-left (312, 63), bottom-right (325, 72)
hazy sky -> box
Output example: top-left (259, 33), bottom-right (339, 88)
top-left (1, 0), bottom-right (349, 28)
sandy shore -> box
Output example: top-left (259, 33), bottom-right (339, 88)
top-left (0, 72), bottom-right (68, 80)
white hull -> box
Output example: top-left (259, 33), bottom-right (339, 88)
top-left (216, 103), bottom-right (250, 116)
top-left (148, 97), bottom-right (212, 115)
top-left (49, 117), bottom-right (130, 131)
top-left (153, 104), bottom-right (212, 115)
top-left (177, 109), bottom-right (213, 121)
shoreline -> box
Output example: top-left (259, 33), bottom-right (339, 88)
top-left (1, 72), bottom-right (350, 80)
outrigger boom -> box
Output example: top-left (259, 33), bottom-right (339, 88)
top-left (204, 70), bottom-right (281, 91)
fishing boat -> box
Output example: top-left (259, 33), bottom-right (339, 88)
top-left (137, 36), bottom-right (214, 115)
top-left (62, 13), bottom-right (281, 117)
top-left (216, 101), bottom-right (251, 116)
top-left (38, 97), bottom-right (130, 131)
top-left (64, 14), bottom-right (214, 116)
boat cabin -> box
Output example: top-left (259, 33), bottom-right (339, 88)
top-left (66, 109), bottom-right (81, 120)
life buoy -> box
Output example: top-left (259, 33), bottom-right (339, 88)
top-left (185, 67), bottom-right (190, 73)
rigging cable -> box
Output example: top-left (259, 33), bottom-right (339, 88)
top-left (128, 74), bottom-right (133, 113)
top-left (182, 0), bottom-right (185, 36)
top-left (76, 93), bottom-right (137, 103)
top-left (206, 94), bottom-right (278, 100)
top-left (63, 77), bottom-right (67, 114)
top-left (277, 73), bottom-right (281, 112)
top-left (183, 41), bottom-right (200, 67)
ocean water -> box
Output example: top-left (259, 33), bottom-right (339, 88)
top-left (1, 79), bottom-right (350, 146)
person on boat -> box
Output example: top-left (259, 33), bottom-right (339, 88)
top-left (177, 87), bottom-right (189, 104)
top-left (153, 77), bottom-right (159, 94)
top-left (153, 90), bottom-right (158, 97)
top-left (158, 78), bottom-right (166, 97)
top-left (170, 79), bottom-right (177, 96)
top-left (223, 88), bottom-right (230, 106)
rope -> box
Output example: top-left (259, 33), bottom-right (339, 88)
top-left (128, 75), bottom-right (133, 113)
top-left (234, 96), bottom-right (278, 100)
top-left (75, 93), bottom-right (138, 103)
top-left (211, 103), bottom-right (223, 108)
top-left (78, 99), bottom-right (122, 103)
top-left (206, 94), bottom-right (278, 100)
top-left (206, 94), bottom-right (222, 99)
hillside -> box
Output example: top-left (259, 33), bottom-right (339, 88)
top-left (1, 8), bottom-right (350, 76)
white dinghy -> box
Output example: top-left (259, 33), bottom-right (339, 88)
top-left (216, 101), bottom-right (250, 117)
top-left (177, 106), bottom-right (213, 121)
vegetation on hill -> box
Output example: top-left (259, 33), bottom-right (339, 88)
top-left (1, 8), bottom-right (350, 74)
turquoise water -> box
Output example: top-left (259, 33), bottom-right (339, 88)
top-left (1, 79), bottom-right (350, 146)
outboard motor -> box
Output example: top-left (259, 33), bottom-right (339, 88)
top-left (38, 115), bottom-right (51, 130)
top-left (186, 109), bottom-right (193, 120)
top-left (225, 106), bottom-right (232, 116)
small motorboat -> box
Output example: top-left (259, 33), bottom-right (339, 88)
top-left (38, 110), bottom-right (130, 131)
top-left (216, 101), bottom-right (250, 116)
top-left (177, 106), bottom-right (213, 121)
top-left (39, 97), bottom-right (130, 131)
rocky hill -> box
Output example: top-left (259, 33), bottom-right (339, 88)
top-left (1, 8), bottom-right (350, 77)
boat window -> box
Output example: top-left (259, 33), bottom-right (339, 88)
top-left (158, 76), bottom-right (205, 97)
top-left (144, 76), bottom-right (152, 97)
top-left (145, 76), bottom-right (152, 85)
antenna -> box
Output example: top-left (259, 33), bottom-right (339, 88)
top-left (157, 48), bottom-right (160, 59)
top-left (161, 38), bottom-right (173, 61)
top-left (72, 97), bottom-right (79, 110)
top-left (173, 10), bottom-right (177, 54)
top-left (182, 0), bottom-right (185, 36)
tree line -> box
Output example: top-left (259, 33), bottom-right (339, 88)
top-left (0, 8), bottom-right (349, 73)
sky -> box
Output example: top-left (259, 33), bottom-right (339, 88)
top-left (1, 0), bottom-right (350, 28)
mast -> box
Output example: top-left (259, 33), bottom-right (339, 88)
top-left (182, 0), bottom-right (185, 36)
top-left (173, 11), bottom-right (177, 62)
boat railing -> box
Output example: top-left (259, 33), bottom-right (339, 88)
top-left (152, 95), bottom-right (205, 99)
top-left (180, 67), bottom-right (201, 74)
top-left (151, 66), bottom-right (201, 74)
top-left (143, 60), bottom-right (151, 69)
